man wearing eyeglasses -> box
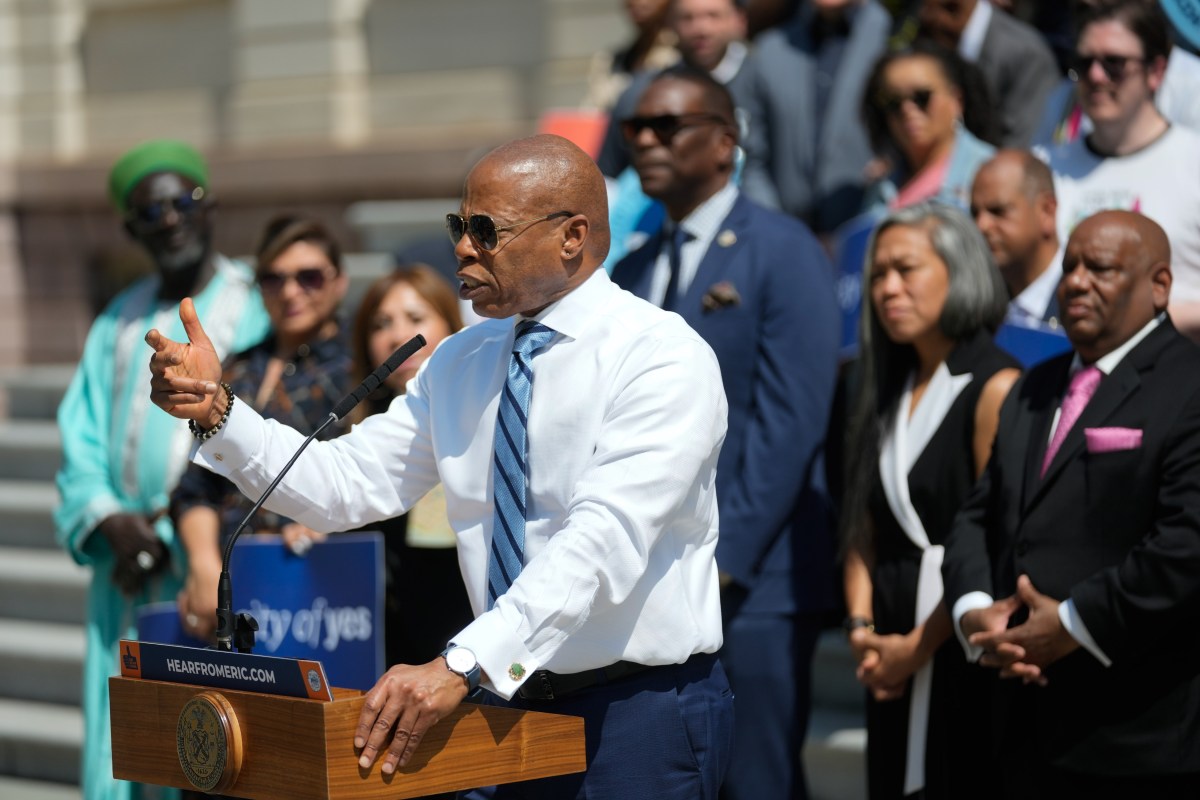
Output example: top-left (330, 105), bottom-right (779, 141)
top-left (613, 66), bottom-right (839, 800)
top-left (1043, 0), bottom-right (1200, 341)
top-left (146, 133), bottom-right (733, 799)
top-left (55, 139), bottom-right (268, 800)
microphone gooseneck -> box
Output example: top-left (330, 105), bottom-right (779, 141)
top-left (212, 333), bottom-right (427, 651)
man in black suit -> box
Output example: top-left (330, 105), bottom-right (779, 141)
top-left (942, 209), bottom-right (1200, 797)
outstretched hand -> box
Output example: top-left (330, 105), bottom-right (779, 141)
top-left (146, 298), bottom-right (223, 425)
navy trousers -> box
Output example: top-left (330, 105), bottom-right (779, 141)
top-left (719, 612), bottom-right (822, 800)
top-left (460, 652), bottom-right (734, 800)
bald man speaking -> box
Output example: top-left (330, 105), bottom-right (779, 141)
top-left (942, 210), bottom-right (1200, 796)
top-left (145, 135), bottom-right (733, 800)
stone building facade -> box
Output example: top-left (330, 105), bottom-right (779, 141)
top-left (1, 0), bottom-right (629, 366)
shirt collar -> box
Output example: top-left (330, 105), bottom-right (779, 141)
top-left (958, 0), bottom-right (992, 63)
top-left (1010, 245), bottom-right (1063, 322)
top-left (1071, 313), bottom-right (1165, 376)
top-left (710, 40), bottom-right (747, 85)
top-left (517, 268), bottom-right (613, 342)
top-left (677, 181), bottom-right (739, 242)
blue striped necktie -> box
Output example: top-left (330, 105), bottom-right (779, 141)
top-left (488, 320), bottom-right (557, 609)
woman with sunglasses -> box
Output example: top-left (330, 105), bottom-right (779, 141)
top-left (861, 40), bottom-right (998, 214)
top-left (170, 215), bottom-right (355, 641)
top-left (840, 202), bottom-right (1018, 799)
top-left (348, 266), bottom-right (473, 678)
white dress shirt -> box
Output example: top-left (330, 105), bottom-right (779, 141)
top-left (952, 315), bottom-right (1164, 666)
top-left (193, 270), bottom-right (728, 698)
top-left (957, 0), bottom-right (992, 63)
top-left (648, 182), bottom-right (740, 308)
top-left (1005, 246), bottom-right (1063, 329)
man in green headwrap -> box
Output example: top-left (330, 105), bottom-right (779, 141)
top-left (55, 139), bottom-right (269, 800)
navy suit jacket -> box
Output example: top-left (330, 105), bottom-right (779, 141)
top-left (612, 193), bottom-right (840, 615)
top-left (943, 320), bottom-right (1200, 775)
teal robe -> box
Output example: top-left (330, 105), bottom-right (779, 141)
top-left (55, 255), bottom-right (269, 800)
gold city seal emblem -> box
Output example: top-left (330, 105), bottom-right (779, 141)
top-left (176, 692), bottom-right (242, 793)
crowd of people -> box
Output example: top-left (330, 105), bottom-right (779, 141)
top-left (56, 0), bottom-right (1200, 799)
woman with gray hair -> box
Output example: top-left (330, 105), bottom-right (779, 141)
top-left (839, 201), bottom-right (1019, 798)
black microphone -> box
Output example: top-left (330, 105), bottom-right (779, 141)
top-left (213, 333), bottom-right (427, 652)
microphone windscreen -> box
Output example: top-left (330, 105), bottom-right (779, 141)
top-left (330, 334), bottom-right (426, 420)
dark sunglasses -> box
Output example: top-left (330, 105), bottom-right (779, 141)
top-left (126, 187), bottom-right (206, 226)
top-left (620, 113), bottom-right (730, 146)
top-left (879, 88), bottom-right (935, 117)
top-left (445, 211), bottom-right (572, 252)
top-left (1068, 53), bottom-right (1147, 83)
top-left (257, 267), bottom-right (333, 293)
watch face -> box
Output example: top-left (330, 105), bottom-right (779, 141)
top-left (446, 647), bottom-right (477, 674)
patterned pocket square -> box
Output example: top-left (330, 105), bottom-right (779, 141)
top-left (1085, 427), bottom-right (1143, 453)
top-left (701, 281), bottom-right (741, 312)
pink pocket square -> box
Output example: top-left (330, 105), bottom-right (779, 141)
top-left (1085, 427), bottom-right (1143, 453)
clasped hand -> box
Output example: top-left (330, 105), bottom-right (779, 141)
top-left (963, 575), bottom-right (1080, 686)
top-left (850, 627), bottom-right (926, 702)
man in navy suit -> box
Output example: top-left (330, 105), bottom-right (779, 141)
top-left (943, 210), bottom-right (1200, 797)
top-left (612, 65), bottom-right (840, 800)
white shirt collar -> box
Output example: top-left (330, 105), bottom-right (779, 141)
top-left (958, 0), bottom-right (992, 63)
top-left (710, 40), bottom-right (748, 86)
top-left (1071, 313), bottom-right (1165, 376)
top-left (1008, 245), bottom-right (1063, 326)
top-left (520, 268), bottom-right (613, 342)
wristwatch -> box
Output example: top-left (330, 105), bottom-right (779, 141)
top-left (440, 645), bottom-right (481, 693)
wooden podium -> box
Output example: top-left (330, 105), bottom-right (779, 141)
top-left (110, 664), bottom-right (586, 798)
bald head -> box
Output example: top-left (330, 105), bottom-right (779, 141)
top-left (473, 134), bottom-right (610, 265)
top-left (1058, 209), bottom-right (1171, 361)
top-left (970, 149), bottom-right (1058, 294)
top-left (455, 135), bottom-right (611, 319)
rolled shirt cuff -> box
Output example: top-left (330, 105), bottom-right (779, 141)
top-left (450, 609), bottom-right (540, 701)
top-left (1058, 598), bottom-right (1112, 667)
top-left (951, 591), bottom-right (994, 662)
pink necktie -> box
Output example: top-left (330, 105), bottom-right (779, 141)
top-left (1041, 365), bottom-right (1102, 477)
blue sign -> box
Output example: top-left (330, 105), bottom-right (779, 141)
top-left (994, 322), bottom-right (1073, 368)
top-left (831, 211), bottom-right (881, 362)
top-left (136, 532), bottom-right (385, 691)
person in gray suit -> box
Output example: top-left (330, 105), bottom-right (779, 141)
top-left (739, 0), bottom-right (892, 236)
top-left (919, 0), bottom-right (1060, 147)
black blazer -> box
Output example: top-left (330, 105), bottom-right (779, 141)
top-left (943, 319), bottom-right (1200, 776)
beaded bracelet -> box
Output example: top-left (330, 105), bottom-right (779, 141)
top-left (188, 382), bottom-right (235, 442)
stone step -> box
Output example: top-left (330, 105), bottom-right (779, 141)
top-left (0, 698), bottom-right (82, 785)
top-left (0, 480), bottom-right (59, 549)
top-left (804, 707), bottom-right (867, 800)
top-left (0, 421), bottom-right (61, 481)
top-left (0, 776), bottom-right (80, 800)
top-left (0, 547), bottom-right (88, 626)
top-left (0, 619), bottom-right (84, 706)
top-left (0, 364), bottom-right (74, 422)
